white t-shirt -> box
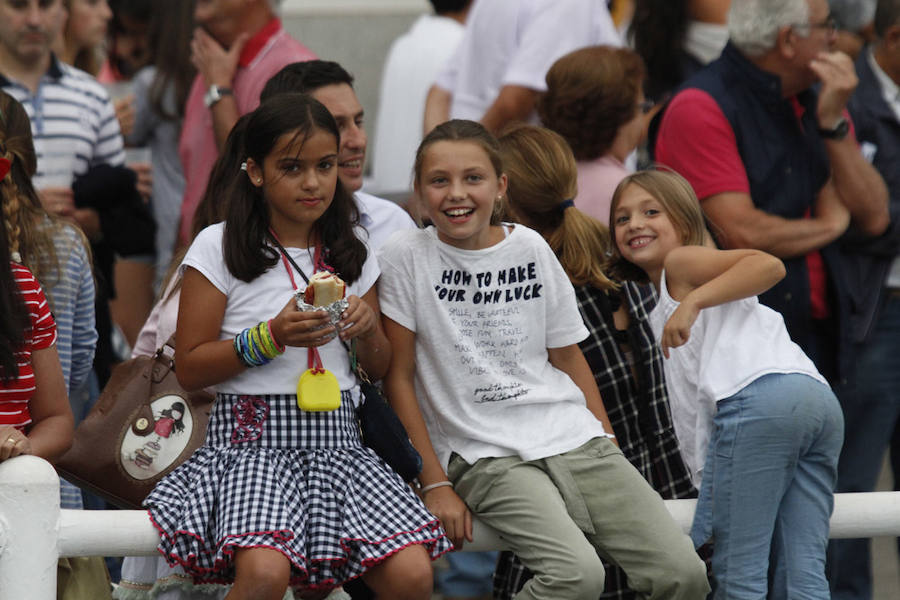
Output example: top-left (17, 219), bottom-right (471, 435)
top-left (378, 225), bottom-right (610, 469)
top-left (651, 271), bottom-right (828, 485)
top-left (355, 191), bottom-right (417, 251)
top-left (181, 222), bottom-right (380, 399)
top-left (436, 0), bottom-right (621, 122)
top-left (371, 15), bottom-right (464, 193)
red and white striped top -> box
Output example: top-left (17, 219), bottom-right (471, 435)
top-left (1, 263), bottom-right (57, 429)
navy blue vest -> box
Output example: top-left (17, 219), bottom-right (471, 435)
top-left (658, 42), bottom-right (849, 377)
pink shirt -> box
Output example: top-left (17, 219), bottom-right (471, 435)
top-left (574, 155), bottom-right (631, 224)
top-left (177, 19), bottom-right (316, 245)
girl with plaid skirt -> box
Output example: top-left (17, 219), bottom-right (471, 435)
top-left (144, 94), bottom-right (451, 600)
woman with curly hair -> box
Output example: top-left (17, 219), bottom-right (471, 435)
top-left (538, 45), bottom-right (649, 224)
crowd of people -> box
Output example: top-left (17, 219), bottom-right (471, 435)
top-left (1, 0), bottom-right (899, 599)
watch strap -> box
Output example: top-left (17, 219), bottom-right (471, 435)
top-left (817, 117), bottom-right (849, 140)
top-left (204, 85), bottom-right (233, 108)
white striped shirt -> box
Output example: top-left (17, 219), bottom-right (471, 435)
top-left (37, 220), bottom-right (97, 395)
top-left (1, 56), bottom-right (125, 188)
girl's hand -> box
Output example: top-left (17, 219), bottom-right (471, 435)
top-left (338, 295), bottom-right (377, 341)
top-left (661, 298), bottom-right (700, 359)
top-left (424, 486), bottom-right (473, 549)
top-left (269, 297), bottom-right (336, 348)
top-left (0, 427), bottom-right (31, 462)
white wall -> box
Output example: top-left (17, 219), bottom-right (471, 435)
top-left (280, 2), bottom-right (433, 177)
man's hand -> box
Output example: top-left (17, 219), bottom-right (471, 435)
top-left (810, 51), bottom-right (857, 128)
top-left (129, 162), bottom-right (153, 202)
top-left (113, 95), bottom-right (136, 137)
top-left (191, 27), bottom-right (249, 88)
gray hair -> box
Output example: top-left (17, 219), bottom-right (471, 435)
top-left (729, 0), bottom-right (810, 57)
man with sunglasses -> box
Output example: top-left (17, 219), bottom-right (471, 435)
top-left (653, 0), bottom-right (887, 393)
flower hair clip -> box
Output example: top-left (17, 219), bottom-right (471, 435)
top-left (240, 161), bottom-right (248, 172)
top-left (0, 156), bottom-right (11, 181)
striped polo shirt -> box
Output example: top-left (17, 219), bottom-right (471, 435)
top-left (1, 56), bottom-right (125, 188)
top-left (2, 263), bottom-right (57, 429)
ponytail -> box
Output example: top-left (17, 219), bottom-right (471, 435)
top-left (498, 124), bottom-right (617, 291)
top-left (547, 208), bottom-right (618, 291)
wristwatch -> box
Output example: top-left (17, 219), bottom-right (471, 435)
top-left (203, 84), bottom-right (233, 108)
top-left (817, 117), bottom-right (850, 141)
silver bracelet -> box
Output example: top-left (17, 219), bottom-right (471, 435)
top-left (419, 480), bottom-right (453, 494)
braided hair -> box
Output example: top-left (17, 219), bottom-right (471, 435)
top-left (0, 91), bottom-right (90, 310)
top-left (0, 159), bottom-right (27, 382)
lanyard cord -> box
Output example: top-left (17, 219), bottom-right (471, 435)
top-left (267, 227), bottom-right (360, 376)
top-left (268, 227), bottom-right (309, 290)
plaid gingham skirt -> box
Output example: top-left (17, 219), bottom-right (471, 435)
top-left (145, 392), bottom-right (451, 589)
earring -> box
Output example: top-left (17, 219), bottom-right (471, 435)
top-left (257, 178), bottom-right (262, 184)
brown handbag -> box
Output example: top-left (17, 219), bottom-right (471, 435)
top-left (56, 337), bottom-right (213, 509)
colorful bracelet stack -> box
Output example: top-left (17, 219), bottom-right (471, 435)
top-left (233, 320), bottom-right (285, 367)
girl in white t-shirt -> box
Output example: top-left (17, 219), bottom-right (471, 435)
top-left (379, 119), bottom-right (708, 600)
top-left (608, 169), bottom-right (843, 599)
top-left (144, 94), bottom-right (450, 600)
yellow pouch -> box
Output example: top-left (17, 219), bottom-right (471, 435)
top-left (297, 368), bottom-right (342, 412)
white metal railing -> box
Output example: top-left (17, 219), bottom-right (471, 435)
top-left (3, 455), bottom-right (900, 599)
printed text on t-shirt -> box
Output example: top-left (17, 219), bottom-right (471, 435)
top-left (436, 263), bottom-right (542, 383)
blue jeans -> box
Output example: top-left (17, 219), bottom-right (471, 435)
top-left (691, 373), bottom-right (843, 600)
top-left (828, 295), bottom-right (900, 600)
top-left (436, 551), bottom-right (497, 597)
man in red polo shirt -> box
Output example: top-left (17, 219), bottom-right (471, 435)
top-left (178, 0), bottom-right (316, 246)
top-left (654, 0), bottom-right (888, 382)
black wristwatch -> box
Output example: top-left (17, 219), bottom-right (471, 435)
top-left (203, 84), bottom-right (233, 108)
top-left (818, 117), bottom-right (850, 141)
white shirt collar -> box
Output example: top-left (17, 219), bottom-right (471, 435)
top-left (353, 191), bottom-right (373, 228)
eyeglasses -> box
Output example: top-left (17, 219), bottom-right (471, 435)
top-left (637, 99), bottom-right (655, 115)
top-left (792, 15), bottom-right (838, 37)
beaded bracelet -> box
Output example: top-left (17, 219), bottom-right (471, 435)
top-left (233, 321), bottom-right (285, 368)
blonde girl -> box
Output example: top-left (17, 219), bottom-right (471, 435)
top-left (609, 169), bottom-right (843, 599)
top-left (494, 124), bottom-right (698, 599)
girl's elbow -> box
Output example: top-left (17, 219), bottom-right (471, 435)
top-left (769, 257), bottom-right (787, 283)
top-left (176, 371), bottom-right (204, 393)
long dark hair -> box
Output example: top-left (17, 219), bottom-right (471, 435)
top-left (629, 0), bottom-right (690, 101)
top-left (224, 94), bottom-right (365, 284)
top-left (0, 210), bottom-right (27, 382)
top-left (148, 0), bottom-right (196, 120)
